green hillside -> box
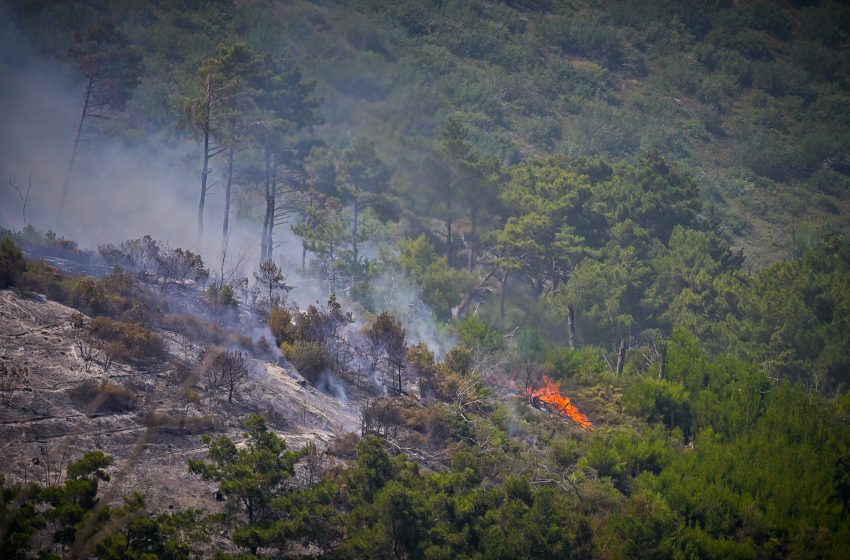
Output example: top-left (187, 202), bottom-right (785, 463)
top-left (9, 0), bottom-right (850, 262)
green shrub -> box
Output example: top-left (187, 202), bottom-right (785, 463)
top-left (624, 378), bottom-right (692, 436)
top-left (0, 238), bottom-right (26, 289)
top-left (281, 341), bottom-right (331, 383)
top-left (66, 277), bottom-right (107, 316)
top-left (15, 259), bottom-right (65, 299)
top-left (268, 306), bottom-right (296, 346)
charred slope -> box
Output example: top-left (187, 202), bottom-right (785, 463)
top-left (0, 289), bottom-right (358, 513)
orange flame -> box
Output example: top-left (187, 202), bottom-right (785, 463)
top-left (525, 376), bottom-right (593, 430)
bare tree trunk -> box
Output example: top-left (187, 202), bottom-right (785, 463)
top-left (302, 192), bottom-right (314, 269)
top-left (446, 203), bottom-right (453, 268)
top-left (499, 270), bottom-right (508, 321)
top-left (567, 302), bottom-right (577, 349)
top-left (453, 266), bottom-right (498, 319)
top-left (658, 337), bottom-right (668, 381)
top-left (196, 82), bottom-right (213, 251)
top-left (260, 150), bottom-right (272, 262)
top-left (467, 209), bottom-right (477, 272)
top-left (615, 338), bottom-right (627, 376)
top-left (265, 153), bottom-right (277, 261)
top-left (352, 194), bottom-right (360, 270)
top-left (221, 146), bottom-right (235, 257)
top-left (60, 75), bottom-right (93, 208)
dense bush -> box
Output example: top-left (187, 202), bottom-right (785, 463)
top-left (267, 306), bottom-right (296, 346)
top-left (0, 238), bottom-right (26, 289)
top-left (280, 341), bottom-right (331, 383)
top-left (89, 316), bottom-right (166, 362)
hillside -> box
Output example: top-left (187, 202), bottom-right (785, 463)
top-left (0, 278), bottom-right (358, 505)
top-left (1, 1), bottom-right (850, 558)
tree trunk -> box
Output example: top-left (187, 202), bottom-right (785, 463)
top-left (467, 209), bottom-right (477, 272)
top-left (265, 152), bottom-right (277, 262)
top-left (302, 193), bottom-right (313, 269)
top-left (196, 81), bottom-right (213, 251)
top-left (446, 193), bottom-right (453, 267)
top-left (221, 146), bottom-right (235, 257)
top-left (352, 195), bottom-right (360, 269)
top-left (616, 338), bottom-right (627, 376)
top-left (499, 270), bottom-right (509, 321)
top-left (658, 337), bottom-right (668, 381)
top-left (60, 74), bottom-right (93, 209)
top-left (453, 266), bottom-right (498, 319)
top-left (260, 150), bottom-right (272, 262)
top-left (567, 302), bottom-right (577, 349)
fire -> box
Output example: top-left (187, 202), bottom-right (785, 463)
top-left (525, 376), bottom-right (593, 430)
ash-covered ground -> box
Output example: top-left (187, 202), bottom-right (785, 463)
top-left (0, 289), bottom-right (360, 513)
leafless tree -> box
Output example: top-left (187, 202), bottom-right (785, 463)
top-left (365, 312), bottom-right (407, 393)
top-left (0, 361), bottom-right (29, 404)
top-left (214, 241), bottom-right (249, 293)
top-left (359, 398), bottom-right (402, 438)
top-left (7, 174), bottom-right (33, 226)
top-left (101, 342), bottom-right (118, 375)
top-left (76, 335), bottom-right (102, 373)
top-left (31, 443), bottom-right (70, 489)
top-left (298, 443), bottom-right (326, 488)
top-left (203, 348), bottom-right (249, 403)
top-left (156, 245), bottom-right (209, 291)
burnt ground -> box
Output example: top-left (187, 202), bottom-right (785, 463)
top-left (0, 289), bottom-right (360, 514)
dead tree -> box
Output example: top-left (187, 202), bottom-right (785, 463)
top-left (76, 335), bottom-right (102, 373)
top-left (452, 265), bottom-right (498, 319)
top-left (615, 338), bottom-right (628, 376)
top-left (156, 246), bottom-right (209, 291)
top-left (7, 175), bottom-right (33, 226)
top-left (657, 336), bottom-right (668, 381)
top-left (499, 269), bottom-right (509, 321)
top-left (31, 444), bottom-right (70, 489)
top-left (366, 312), bottom-right (407, 393)
top-left (206, 348), bottom-right (249, 403)
top-left (566, 302), bottom-right (577, 349)
top-left (0, 361), bottom-right (29, 405)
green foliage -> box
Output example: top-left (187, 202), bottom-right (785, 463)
top-left (267, 306), bottom-right (295, 346)
top-left (4, 1), bottom-right (850, 556)
top-left (497, 157), bottom-right (603, 296)
top-left (624, 378), bottom-right (692, 435)
top-left (1, 449), bottom-right (209, 559)
top-left (541, 346), bottom-right (607, 384)
top-left (69, 19), bottom-right (142, 113)
top-left (455, 315), bottom-right (504, 354)
top-left (0, 237), bottom-right (25, 289)
top-left (188, 415), bottom-right (309, 545)
top-left (280, 341), bottom-right (331, 383)
top-left (399, 235), bottom-right (475, 320)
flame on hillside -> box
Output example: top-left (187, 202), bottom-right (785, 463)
top-left (524, 376), bottom-right (593, 430)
